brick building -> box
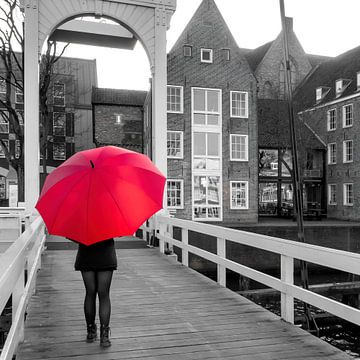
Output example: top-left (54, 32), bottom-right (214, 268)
top-left (0, 55), bottom-right (97, 205)
top-left (295, 46), bottom-right (360, 220)
top-left (92, 88), bottom-right (147, 153)
top-left (164, 0), bottom-right (258, 223)
top-left (242, 18), bottom-right (328, 218)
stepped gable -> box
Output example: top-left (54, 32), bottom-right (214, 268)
top-left (258, 99), bottom-right (325, 149)
top-left (295, 45), bottom-right (360, 110)
top-left (92, 87), bottom-right (147, 106)
top-left (168, 0), bottom-right (254, 78)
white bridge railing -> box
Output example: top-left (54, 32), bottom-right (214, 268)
top-left (143, 215), bottom-right (360, 326)
top-left (0, 216), bottom-right (45, 360)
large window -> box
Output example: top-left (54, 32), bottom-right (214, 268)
top-left (0, 79), bottom-right (6, 100)
top-left (192, 87), bottom-right (222, 221)
top-left (327, 108), bottom-right (336, 131)
top-left (193, 175), bottom-right (221, 220)
top-left (167, 85), bottom-right (183, 113)
top-left (53, 142), bottom-right (66, 160)
top-left (328, 184), bottom-right (336, 205)
top-left (230, 181), bottom-right (248, 209)
top-left (328, 143), bottom-right (336, 164)
top-left (230, 134), bottom-right (248, 161)
top-left (15, 84), bottom-right (24, 104)
top-left (342, 104), bottom-right (353, 128)
top-left (53, 112), bottom-right (66, 136)
top-left (230, 91), bottom-right (248, 118)
top-left (0, 140), bottom-right (9, 158)
top-left (167, 180), bottom-right (183, 209)
top-left (343, 183), bottom-right (353, 206)
top-left (167, 131), bottom-right (183, 159)
top-left (192, 87), bottom-right (221, 126)
top-left (53, 83), bottom-right (65, 106)
top-left (343, 140), bottom-right (353, 163)
top-left (0, 112), bottom-right (9, 133)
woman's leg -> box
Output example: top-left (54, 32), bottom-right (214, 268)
top-left (96, 270), bottom-right (113, 327)
top-left (81, 271), bottom-right (97, 325)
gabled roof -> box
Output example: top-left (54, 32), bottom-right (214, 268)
top-left (295, 45), bottom-right (360, 110)
top-left (92, 87), bottom-right (147, 106)
top-left (258, 99), bottom-right (325, 149)
top-left (244, 41), bottom-right (273, 72)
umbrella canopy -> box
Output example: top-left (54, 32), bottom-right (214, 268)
top-left (36, 146), bottom-right (166, 245)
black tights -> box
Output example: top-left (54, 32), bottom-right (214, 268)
top-left (81, 270), bottom-right (113, 327)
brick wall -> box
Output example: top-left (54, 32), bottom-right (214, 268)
top-left (94, 104), bottom-right (143, 152)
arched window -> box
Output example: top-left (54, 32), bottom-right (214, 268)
top-left (279, 59), bottom-right (297, 98)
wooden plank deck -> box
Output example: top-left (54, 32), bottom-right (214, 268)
top-left (16, 247), bottom-right (351, 360)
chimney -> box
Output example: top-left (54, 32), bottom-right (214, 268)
top-left (285, 17), bottom-right (293, 33)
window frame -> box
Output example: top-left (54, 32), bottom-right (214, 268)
top-left (230, 134), bottom-right (248, 161)
top-left (230, 181), bottom-right (249, 210)
top-left (343, 183), bottom-right (354, 206)
top-left (328, 184), bottom-right (337, 205)
top-left (343, 140), bottom-right (353, 163)
top-left (342, 104), bottom-right (353, 128)
top-left (167, 131), bottom-right (184, 159)
top-left (335, 79), bottom-right (343, 97)
top-left (0, 139), bottom-right (9, 158)
top-left (15, 83), bottom-right (24, 104)
top-left (357, 72), bottom-right (360, 90)
top-left (53, 112), bottom-right (66, 136)
top-left (0, 112), bottom-right (9, 134)
top-left (200, 48), bottom-right (213, 64)
top-left (0, 79), bottom-right (6, 98)
top-left (166, 85), bottom-right (183, 114)
top-left (53, 83), bottom-right (65, 106)
top-left (327, 108), bottom-right (336, 131)
top-left (183, 45), bottom-right (192, 57)
top-left (166, 179), bottom-right (184, 209)
top-left (230, 91), bottom-right (249, 118)
top-left (327, 143), bottom-right (337, 165)
top-left (316, 87), bottom-right (322, 101)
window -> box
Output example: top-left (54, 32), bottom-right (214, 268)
top-left (222, 49), bottom-right (230, 61)
top-left (16, 110), bottom-right (24, 126)
top-left (183, 45), bottom-right (192, 57)
top-left (316, 88), bottom-right (322, 101)
top-left (53, 112), bottom-right (66, 136)
top-left (342, 104), bottom-right (353, 128)
top-left (167, 85), bottom-right (183, 113)
top-left (343, 140), bottom-right (353, 163)
top-left (201, 48), bottom-right (213, 63)
top-left (53, 83), bottom-right (65, 106)
top-left (114, 114), bottom-right (122, 125)
top-left (230, 91), bottom-right (248, 118)
top-left (343, 183), bottom-right (354, 206)
top-left (0, 140), bottom-right (9, 158)
top-left (335, 79), bottom-right (343, 96)
top-left (328, 143), bottom-right (336, 164)
top-left (167, 131), bottom-right (183, 159)
top-left (15, 84), bottom-right (23, 104)
top-left (230, 181), bottom-right (248, 209)
top-left (328, 184), bottom-right (337, 205)
top-left (14, 139), bottom-right (21, 159)
top-left (0, 79), bottom-right (6, 100)
top-left (327, 108), bottom-right (336, 131)
top-left (357, 72), bottom-right (360, 90)
top-left (0, 112), bottom-right (9, 133)
top-left (192, 87), bottom-right (221, 126)
top-left (230, 134), bottom-right (248, 161)
top-left (53, 142), bottom-right (66, 160)
top-left (193, 132), bottom-right (220, 170)
top-left (167, 180), bottom-right (183, 209)
top-left (193, 175), bottom-right (221, 220)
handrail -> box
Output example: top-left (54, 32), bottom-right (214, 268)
top-left (151, 215), bottom-right (360, 326)
top-left (0, 216), bottom-right (45, 360)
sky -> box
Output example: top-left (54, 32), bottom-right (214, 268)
top-left (63, 0), bottom-right (360, 91)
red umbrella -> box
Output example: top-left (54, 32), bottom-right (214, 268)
top-left (36, 146), bottom-right (166, 245)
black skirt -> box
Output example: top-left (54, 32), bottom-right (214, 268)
top-left (74, 238), bottom-right (117, 271)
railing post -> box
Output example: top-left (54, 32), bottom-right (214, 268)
top-left (13, 259), bottom-right (25, 345)
top-left (181, 227), bottom-right (188, 267)
top-left (158, 220), bottom-right (166, 254)
top-left (217, 237), bottom-right (226, 287)
top-left (281, 254), bottom-right (294, 323)
top-left (165, 224), bottom-right (174, 254)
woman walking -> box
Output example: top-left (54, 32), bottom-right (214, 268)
top-left (74, 238), bottom-right (117, 347)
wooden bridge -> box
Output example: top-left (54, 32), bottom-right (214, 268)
top-left (1, 215), bottom-right (359, 359)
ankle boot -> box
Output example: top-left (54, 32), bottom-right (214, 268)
top-left (86, 323), bottom-right (97, 343)
top-left (100, 325), bottom-right (111, 347)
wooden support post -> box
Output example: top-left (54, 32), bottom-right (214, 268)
top-left (181, 227), bottom-right (188, 267)
top-left (217, 238), bottom-right (226, 287)
top-left (281, 254), bottom-right (294, 323)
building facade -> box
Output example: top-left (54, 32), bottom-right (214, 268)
top-left (164, 0), bottom-right (258, 224)
top-left (295, 46), bottom-right (360, 220)
top-left (92, 88), bottom-right (147, 153)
